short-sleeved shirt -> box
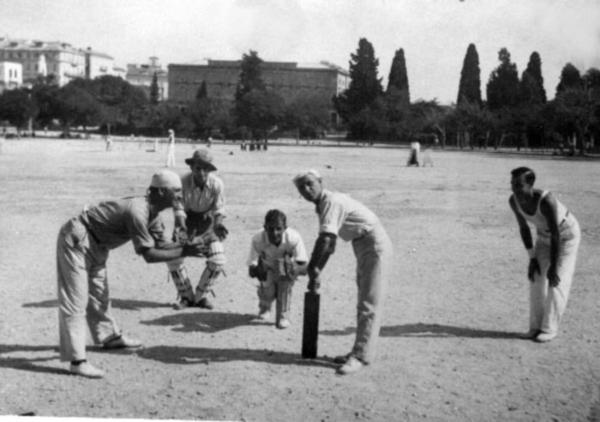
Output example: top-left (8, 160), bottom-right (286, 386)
top-left (247, 228), bottom-right (308, 271)
top-left (316, 189), bottom-right (380, 242)
top-left (82, 197), bottom-right (164, 254)
top-left (180, 172), bottom-right (225, 217)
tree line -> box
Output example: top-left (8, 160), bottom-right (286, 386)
top-left (1, 39), bottom-right (599, 154)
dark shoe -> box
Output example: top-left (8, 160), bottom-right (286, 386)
top-left (197, 297), bottom-right (214, 310)
top-left (69, 361), bottom-right (104, 378)
top-left (103, 335), bottom-right (142, 349)
top-left (173, 297), bottom-right (194, 310)
top-left (337, 356), bottom-right (365, 375)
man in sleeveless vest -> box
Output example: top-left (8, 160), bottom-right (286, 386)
top-left (509, 167), bottom-right (581, 343)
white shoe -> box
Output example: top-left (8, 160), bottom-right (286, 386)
top-left (337, 356), bottom-right (365, 375)
top-left (535, 332), bottom-right (557, 343)
top-left (522, 329), bottom-right (542, 339)
top-left (258, 309), bottom-right (271, 320)
top-left (277, 318), bottom-right (291, 329)
top-left (70, 361), bottom-right (104, 379)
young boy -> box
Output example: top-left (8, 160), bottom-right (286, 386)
top-left (247, 209), bottom-right (308, 329)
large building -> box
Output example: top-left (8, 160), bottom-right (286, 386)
top-left (0, 61), bottom-right (23, 93)
top-left (168, 59), bottom-right (349, 123)
top-left (0, 37), bottom-right (121, 86)
top-left (125, 56), bottom-right (168, 100)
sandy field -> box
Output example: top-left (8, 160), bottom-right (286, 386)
top-left (0, 138), bottom-right (599, 422)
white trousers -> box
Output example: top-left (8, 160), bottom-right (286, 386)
top-left (350, 223), bottom-right (392, 363)
top-left (165, 144), bottom-right (175, 167)
top-left (56, 217), bottom-right (120, 362)
top-left (530, 217), bottom-right (581, 335)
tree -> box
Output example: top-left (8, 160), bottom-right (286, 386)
top-left (31, 75), bottom-right (60, 127)
top-left (235, 50), bottom-right (265, 102)
top-left (283, 93), bottom-right (331, 138)
top-left (196, 81), bottom-right (207, 100)
top-left (521, 52), bottom-right (546, 103)
top-left (556, 63), bottom-right (583, 96)
top-left (236, 89), bottom-right (285, 140)
top-left (334, 38), bottom-right (383, 139)
top-left (55, 83), bottom-right (101, 134)
top-left (486, 48), bottom-right (520, 110)
top-left (0, 88), bottom-right (37, 131)
top-left (386, 48), bottom-right (410, 106)
top-left (457, 43), bottom-right (482, 106)
top-left (149, 72), bottom-right (160, 105)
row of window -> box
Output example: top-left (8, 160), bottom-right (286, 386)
top-left (5, 68), bottom-right (20, 79)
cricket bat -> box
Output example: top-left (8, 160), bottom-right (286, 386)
top-left (301, 290), bottom-right (320, 358)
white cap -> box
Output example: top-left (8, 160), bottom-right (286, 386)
top-left (150, 170), bottom-right (182, 189)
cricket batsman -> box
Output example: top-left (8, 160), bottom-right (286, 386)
top-left (293, 169), bottom-right (393, 375)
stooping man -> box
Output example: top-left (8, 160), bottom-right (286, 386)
top-left (57, 170), bottom-right (207, 378)
top-left (293, 169), bottom-right (393, 375)
top-left (247, 209), bottom-right (308, 329)
top-left (509, 167), bottom-right (581, 342)
top-left (167, 148), bottom-right (228, 310)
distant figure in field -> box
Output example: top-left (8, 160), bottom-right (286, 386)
top-left (165, 129), bottom-right (176, 167)
top-left (105, 135), bottom-right (113, 152)
top-left (509, 167), bottom-right (581, 343)
top-left (407, 140), bottom-right (420, 167)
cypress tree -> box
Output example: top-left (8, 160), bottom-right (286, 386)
top-left (457, 43), bottom-right (481, 105)
top-left (387, 48), bottom-right (410, 105)
top-left (344, 38), bottom-right (383, 115)
top-left (149, 72), bottom-right (159, 105)
top-left (196, 81), bottom-right (207, 100)
top-left (522, 52), bottom-right (546, 103)
top-left (486, 48), bottom-right (520, 110)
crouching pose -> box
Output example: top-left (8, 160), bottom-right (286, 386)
top-left (247, 210), bottom-right (308, 329)
top-left (57, 170), bottom-right (207, 378)
top-left (168, 148), bottom-right (228, 310)
top-left (509, 167), bottom-right (581, 343)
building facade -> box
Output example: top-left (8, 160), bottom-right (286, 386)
top-left (0, 61), bottom-right (23, 93)
top-left (168, 59), bottom-right (349, 123)
top-left (0, 38), bottom-right (121, 86)
top-left (126, 56), bottom-right (168, 101)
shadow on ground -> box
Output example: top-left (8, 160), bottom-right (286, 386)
top-left (0, 344), bottom-right (66, 375)
top-left (321, 323), bottom-right (523, 339)
top-left (140, 311), bottom-right (263, 333)
top-left (135, 345), bottom-right (335, 368)
top-left (22, 298), bottom-right (172, 310)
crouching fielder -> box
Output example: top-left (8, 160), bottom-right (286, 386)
top-left (509, 167), bottom-right (581, 343)
top-left (247, 209), bottom-right (308, 329)
top-left (167, 148), bottom-right (228, 310)
top-left (57, 170), bottom-right (207, 378)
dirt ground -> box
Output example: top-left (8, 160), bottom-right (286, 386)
top-left (0, 138), bottom-right (598, 422)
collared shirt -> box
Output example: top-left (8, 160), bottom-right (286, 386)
top-left (316, 189), bottom-right (379, 241)
top-left (247, 228), bottom-right (308, 270)
top-left (180, 172), bottom-right (225, 217)
top-left (82, 197), bottom-right (164, 254)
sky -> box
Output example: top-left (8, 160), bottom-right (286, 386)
top-left (1, 0), bottom-right (599, 104)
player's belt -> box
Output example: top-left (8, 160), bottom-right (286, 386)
top-left (78, 214), bottom-right (101, 244)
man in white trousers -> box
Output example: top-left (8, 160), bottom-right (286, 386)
top-left (509, 166), bottom-right (581, 343)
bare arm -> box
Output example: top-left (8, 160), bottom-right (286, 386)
top-left (509, 196), bottom-right (539, 282)
top-left (141, 242), bottom-right (205, 264)
top-left (307, 233), bottom-right (337, 291)
top-left (509, 196), bottom-right (534, 249)
top-left (539, 193), bottom-right (561, 286)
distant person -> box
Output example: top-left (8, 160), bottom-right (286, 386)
top-left (407, 140), bottom-right (420, 166)
top-left (165, 129), bottom-right (176, 167)
top-left (247, 209), bottom-right (308, 329)
top-left (56, 170), bottom-right (206, 378)
top-left (105, 134), bottom-right (113, 152)
top-left (509, 167), bottom-right (581, 343)
top-left (293, 170), bottom-right (392, 375)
